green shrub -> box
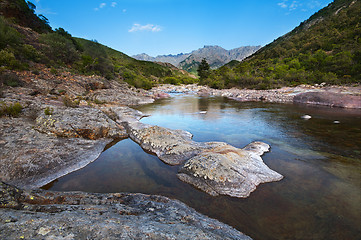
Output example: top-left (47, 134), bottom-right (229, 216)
top-left (0, 102), bottom-right (23, 117)
top-left (22, 44), bottom-right (41, 62)
top-left (163, 77), bottom-right (180, 85)
top-left (44, 106), bottom-right (54, 115)
top-left (0, 16), bottom-right (22, 49)
top-left (0, 49), bottom-right (21, 69)
top-left (39, 33), bottom-right (79, 64)
top-left (0, 72), bottom-right (22, 87)
top-left (50, 67), bottom-right (58, 75)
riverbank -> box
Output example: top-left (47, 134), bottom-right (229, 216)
top-left (150, 84), bottom-right (361, 108)
top-left (1, 67), bottom-right (359, 238)
top-left (0, 68), bottom-right (259, 239)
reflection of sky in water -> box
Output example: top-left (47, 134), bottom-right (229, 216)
top-left (44, 95), bottom-right (361, 240)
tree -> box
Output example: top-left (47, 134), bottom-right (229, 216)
top-left (197, 58), bottom-right (210, 81)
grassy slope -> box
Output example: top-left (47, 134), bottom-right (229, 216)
top-left (204, 0), bottom-right (361, 89)
top-left (0, 0), bottom-right (195, 89)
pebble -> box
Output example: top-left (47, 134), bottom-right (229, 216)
top-left (301, 115), bottom-right (312, 120)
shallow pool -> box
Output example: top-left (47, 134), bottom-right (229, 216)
top-left (43, 94), bottom-right (361, 240)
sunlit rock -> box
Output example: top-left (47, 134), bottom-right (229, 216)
top-left (178, 142), bottom-right (283, 198)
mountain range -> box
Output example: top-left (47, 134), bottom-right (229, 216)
top-left (133, 45), bottom-right (261, 74)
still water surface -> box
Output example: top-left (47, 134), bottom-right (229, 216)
top-left (43, 94), bottom-right (361, 240)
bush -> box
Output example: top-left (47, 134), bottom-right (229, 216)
top-left (44, 106), bottom-right (54, 115)
top-left (0, 16), bottom-right (23, 49)
top-left (21, 44), bottom-right (41, 62)
top-left (39, 33), bottom-right (79, 64)
top-left (0, 102), bottom-right (23, 117)
top-left (163, 77), bottom-right (180, 85)
top-left (0, 50), bottom-right (21, 69)
top-left (0, 72), bottom-right (22, 87)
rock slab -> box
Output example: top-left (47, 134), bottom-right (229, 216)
top-left (0, 182), bottom-right (251, 240)
top-left (0, 118), bottom-right (111, 189)
top-left (178, 142), bottom-right (283, 198)
top-left (122, 115), bottom-right (284, 198)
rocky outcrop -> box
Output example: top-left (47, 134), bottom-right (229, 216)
top-left (35, 106), bottom-right (127, 140)
top-left (124, 121), bottom-right (206, 165)
top-left (89, 87), bottom-right (154, 106)
top-left (0, 118), bottom-right (111, 189)
top-left (122, 116), bottom-right (284, 197)
top-left (178, 142), bottom-right (283, 198)
top-left (293, 91), bottom-right (361, 108)
top-left (0, 182), bottom-right (251, 240)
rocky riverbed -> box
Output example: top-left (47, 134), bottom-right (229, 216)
top-left (150, 84), bottom-right (361, 108)
top-left (1, 68), bottom-right (359, 238)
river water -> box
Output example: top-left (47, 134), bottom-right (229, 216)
top-left (43, 94), bottom-right (361, 240)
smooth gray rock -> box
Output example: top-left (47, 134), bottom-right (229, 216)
top-left (0, 118), bottom-right (111, 189)
top-left (89, 87), bottom-right (154, 106)
top-left (178, 142), bottom-right (283, 198)
top-left (0, 182), bottom-right (251, 240)
top-left (124, 121), bottom-right (207, 165)
top-left (35, 106), bottom-right (127, 140)
top-left (122, 113), bottom-right (283, 197)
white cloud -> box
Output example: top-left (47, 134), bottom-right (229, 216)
top-left (95, 3), bottom-right (106, 11)
top-left (278, 0), bottom-right (302, 11)
top-left (128, 23), bottom-right (162, 33)
top-left (122, 9), bottom-right (127, 13)
top-left (278, 2), bottom-right (287, 8)
top-left (111, 2), bottom-right (117, 7)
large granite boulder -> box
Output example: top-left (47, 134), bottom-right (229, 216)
top-left (35, 106), bottom-right (127, 140)
top-left (294, 91), bottom-right (361, 108)
top-left (0, 118), bottom-right (111, 189)
top-left (178, 142), bottom-right (283, 198)
top-left (124, 121), bottom-right (207, 165)
top-left (0, 182), bottom-right (251, 240)
top-left (122, 115), bottom-right (283, 198)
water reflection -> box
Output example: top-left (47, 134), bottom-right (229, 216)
top-left (43, 94), bottom-right (361, 240)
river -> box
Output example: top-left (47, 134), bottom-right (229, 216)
top-left (43, 94), bottom-right (361, 240)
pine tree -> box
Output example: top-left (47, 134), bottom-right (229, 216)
top-left (197, 58), bottom-right (210, 81)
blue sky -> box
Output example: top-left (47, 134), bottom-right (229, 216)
top-left (33, 0), bottom-right (333, 56)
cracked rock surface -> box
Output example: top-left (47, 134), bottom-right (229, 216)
top-left (122, 116), bottom-right (284, 198)
top-left (178, 142), bottom-right (284, 198)
top-left (0, 118), bottom-right (111, 189)
top-left (0, 182), bottom-right (251, 240)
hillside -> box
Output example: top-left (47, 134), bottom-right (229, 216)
top-left (133, 45), bottom-right (261, 74)
top-left (0, 0), bottom-right (194, 89)
top-left (203, 0), bottom-right (361, 89)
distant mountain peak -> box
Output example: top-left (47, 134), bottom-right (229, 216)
top-left (132, 45), bottom-right (261, 73)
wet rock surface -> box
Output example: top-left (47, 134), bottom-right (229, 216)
top-left (178, 142), bottom-right (283, 198)
top-left (0, 182), bottom-right (251, 240)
